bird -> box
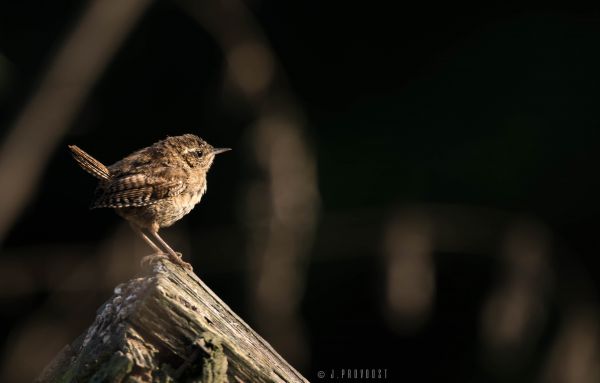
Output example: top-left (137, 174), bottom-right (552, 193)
top-left (68, 134), bottom-right (230, 269)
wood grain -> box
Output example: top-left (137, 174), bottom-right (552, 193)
top-left (36, 259), bottom-right (308, 383)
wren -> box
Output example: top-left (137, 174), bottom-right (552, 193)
top-left (68, 134), bottom-right (230, 269)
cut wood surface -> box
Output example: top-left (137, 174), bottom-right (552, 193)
top-left (36, 259), bottom-right (309, 383)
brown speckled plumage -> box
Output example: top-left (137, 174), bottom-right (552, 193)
top-left (68, 134), bottom-right (230, 269)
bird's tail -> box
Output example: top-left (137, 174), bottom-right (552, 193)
top-left (68, 145), bottom-right (111, 180)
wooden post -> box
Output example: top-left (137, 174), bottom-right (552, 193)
top-left (36, 259), bottom-right (309, 383)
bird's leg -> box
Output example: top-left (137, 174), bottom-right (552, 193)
top-left (130, 224), bottom-right (171, 266)
top-left (149, 229), bottom-right (193, 270)
top-left (131, 224), bottom-right (163, 253)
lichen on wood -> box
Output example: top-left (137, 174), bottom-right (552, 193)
top-left (36, 259), bottom-right (308, 383)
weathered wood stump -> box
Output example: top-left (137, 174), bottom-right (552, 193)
top-left (36, 259), bottom-right (308, 383)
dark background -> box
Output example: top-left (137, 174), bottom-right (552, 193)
top-left (1, 1), bottom-right (600, 382)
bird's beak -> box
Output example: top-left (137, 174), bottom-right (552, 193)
top-left (212, 147), bottom-right (231, 155)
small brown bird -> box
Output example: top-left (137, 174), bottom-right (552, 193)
top-left (68, 134), bottom-right (230, 269)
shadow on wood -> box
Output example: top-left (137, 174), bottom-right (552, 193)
top-left (36, 259), bottom-right (308, 383)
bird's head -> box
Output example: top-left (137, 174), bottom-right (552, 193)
top-left (176, 134), bottom-right (231, 170)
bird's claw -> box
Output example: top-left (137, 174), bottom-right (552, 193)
top-left (167, 251), bottom-right (193, 271)
top-left (178, 260), bottom-right (193, 271)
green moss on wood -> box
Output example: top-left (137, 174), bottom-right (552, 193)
top-left (89, 352), bottom-right (133, 383)
top-left (199, 333), bottom-right (228, 383)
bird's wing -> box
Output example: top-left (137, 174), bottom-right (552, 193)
top-left (92, 167), bottom-right (187, 208)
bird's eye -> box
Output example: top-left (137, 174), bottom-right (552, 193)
top-left (195, 150), bottom-right (203, 157)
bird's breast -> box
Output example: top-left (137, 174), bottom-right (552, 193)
top-left (159, 180), bottom-right (206, 227)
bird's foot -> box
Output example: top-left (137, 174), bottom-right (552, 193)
top-left (166, 251), bottom-right (193, 271)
